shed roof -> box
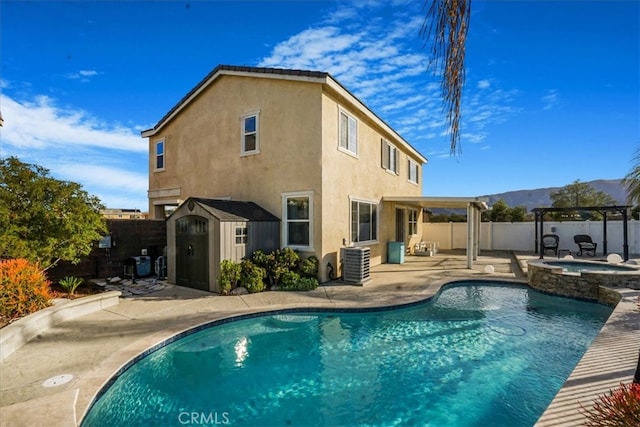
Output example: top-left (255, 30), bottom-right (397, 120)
top-left (193, 198), bottom-right (280, 222)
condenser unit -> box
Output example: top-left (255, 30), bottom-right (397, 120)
top-left (342, 247), bottom-right (371, 285)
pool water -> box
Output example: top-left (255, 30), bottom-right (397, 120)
top-left (544, 260), bottom-right (636, 273)
top-left (82, 283), bottom-right (612, 427)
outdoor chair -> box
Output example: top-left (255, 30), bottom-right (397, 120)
top-left (574, 234), bottom-right (597, 256)
top-left (542, 234), bottom-right (559, 255)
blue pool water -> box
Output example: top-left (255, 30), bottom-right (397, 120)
top-left (544, 260), bottom-right (636, 273)
top-left (82, 282), bottom-right (612, 427)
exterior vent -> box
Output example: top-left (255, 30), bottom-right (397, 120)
top-left (342, 247), bottom-right (371, 285)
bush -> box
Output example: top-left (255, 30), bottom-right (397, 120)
top-left (581, 382), bottom-right (640, 426)
top-left (299, 256), bottom-right (319, 278)
top-left (0, 258), bottom-right (53, 320)
top-left (240, 260), bottom-right (266, 293)
top-left (251, 248), bottom-right (300, 288)
top-left (59, 276), bottom-right (84, 296)
top-left (279, 270), bottom-right (319, 291)
top-left (218, 260), bottom-right (241, 295)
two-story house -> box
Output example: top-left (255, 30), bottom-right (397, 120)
top-left (142, 65), bottom-right (431, 290)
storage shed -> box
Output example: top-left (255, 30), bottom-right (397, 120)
top-left (166, 197), bottom-right (280, 292)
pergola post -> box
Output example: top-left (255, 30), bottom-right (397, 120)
top-left (539, 211), bottom-right (545, 259)
top-left (602, 211), bottom-right (608, 255)
top-left (467, 203), bottom-right (474, 268)
top-left (622, 207), bottom-right (629, 261)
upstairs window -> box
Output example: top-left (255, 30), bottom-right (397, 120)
top-left (155, 140), bottom-right (165, 171)
top-left (408, 159), bottom-right (419, 184)
top-left (381, 140), bottom-right (399, 174)
top-left (242, 113), bottom-right (259, 155)
top-left (339, 110), bottom-right (357, 155)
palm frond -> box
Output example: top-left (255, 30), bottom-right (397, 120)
top-left (421, 0), bottom-right (471, 155)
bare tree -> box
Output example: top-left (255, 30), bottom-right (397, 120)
top-left (421, 0), bottom-right (471, 155)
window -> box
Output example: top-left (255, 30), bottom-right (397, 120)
top-left (351, 199), bottom-right (378, 243)
top-left (155, 140), bottom-right (165, 171)
top-left (235, 227), bottom-right (247, 245)
top-left (339, 110), bottom-right (357, 155)
top-left (282, 192), bottom-right (313, 250)
top-left (408, 159), bottom-right (419, 184)
top-left (242, 113), bottom-right (259, 155)
top-left (408, 209), bottom-right (418, 235)
top-left (381, 140), bottom-right (399, 174)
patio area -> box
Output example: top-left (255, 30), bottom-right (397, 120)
top-left (0, 250), bottom-right (637, 426)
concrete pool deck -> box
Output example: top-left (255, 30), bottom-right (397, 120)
top-left (0, 251), bottom-right (638, 426)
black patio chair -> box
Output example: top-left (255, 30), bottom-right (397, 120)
top-left (542, 234), bottom-right (559, 255)
top-left (574, 234), bottom-right (597, 256)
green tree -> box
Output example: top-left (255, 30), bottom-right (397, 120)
top-left (622, 145), bottom-right (640, 206)
top-left (489, 199), bottom-right (511, 222)
top-left (509, 205), bottom-right (527, 222)
top-left (550, 180), bottom-right (617, 220)
top-left (0, 157), bottom-right (107, 271)
top-left (421, 0), bottom-right (471, 155)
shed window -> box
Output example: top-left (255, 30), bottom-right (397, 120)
top-left (235, 227), bottom-right (247, 245)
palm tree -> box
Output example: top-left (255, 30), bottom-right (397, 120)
top-left (421, 0), bottom-right (471, 155)
top-left (622, 145), bottom-right (640, 205)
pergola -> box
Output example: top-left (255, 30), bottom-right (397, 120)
top-left (383, 196), bottom-right (489, 268)
top-left (531, 205), bottom-right (631, 261)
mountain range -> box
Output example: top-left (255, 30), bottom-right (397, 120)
top-left (480, 179), bottom-right (629, 211)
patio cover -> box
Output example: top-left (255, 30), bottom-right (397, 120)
top-left (382, 196), bottom-right (489, 268)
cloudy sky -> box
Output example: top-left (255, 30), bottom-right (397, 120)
top-left (1, 0), bottom-right (638, 210)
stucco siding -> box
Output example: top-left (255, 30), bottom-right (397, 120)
top-left (148, 75), bottom-right (324, 219)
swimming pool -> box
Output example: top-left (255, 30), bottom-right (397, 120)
top-left (82, 282), bottom-right (612, 427)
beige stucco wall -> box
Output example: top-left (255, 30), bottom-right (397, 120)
top-left (148, 75), bottom-right (324, 219)
top-left (147, 72), bottom-right (426, 286)
top-left (317, 89), bottom-right (424, 279)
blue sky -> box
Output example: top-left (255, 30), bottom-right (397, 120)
top-left (1, 0), bottom-right (638, 210)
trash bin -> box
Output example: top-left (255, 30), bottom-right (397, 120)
top-left (388, 241), bottom-right (405, 264)
top-left (124, 256), bottom-right (151, 278)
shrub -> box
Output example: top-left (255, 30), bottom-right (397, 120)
top-left (299, 256), bottom-right (319, 278)
top-left (240, 260), bottom-right (266, 293)
top-left (279, 270), bottom-right (319, 291)
top-left (218, 260), bottom-right (241, 295)
top-left (250, 248), bottom-right (300, 288)
top-left (581, 382), bottom-right (640, 426)
top-left (59, 276), bottom-right (84, 296)
top-left (0, 258), bottom-right (53, 320)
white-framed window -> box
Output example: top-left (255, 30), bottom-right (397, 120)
top-left (408, 209), bottom-right (418, 235)
top-left (381, 139), bottom-right (399, 174)
top-left (155, 139), bottom-right (165, 171)
top-left (350, 198), bottom-right (378, 243)
top-left (339, 110), bottom-right (357, 155)
top-left (408, 159), bottom-right (419, 184)
top-left (282, 191), bottom-right (313, 251)
top-left (235, 226), bottom-right (248, 245)
top-left (241, 112), bottom-right (260, 155)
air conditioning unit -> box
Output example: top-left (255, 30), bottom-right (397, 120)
top-left (342, 247), bottom-right (371, 285)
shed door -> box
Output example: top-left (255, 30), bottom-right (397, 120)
top-left (176, 215), bottom-right (209, 291)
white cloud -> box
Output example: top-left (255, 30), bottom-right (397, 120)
top-left (66, 70), bottom-right (99, 81)
top-left (0, 93), bottom-right (148, 209)
top-left (477, 79), bottom-right (490, 89)
top-left (0, 94), bottom-right (145, 152)
top-left (542, 89), bottom-right (559, 110)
